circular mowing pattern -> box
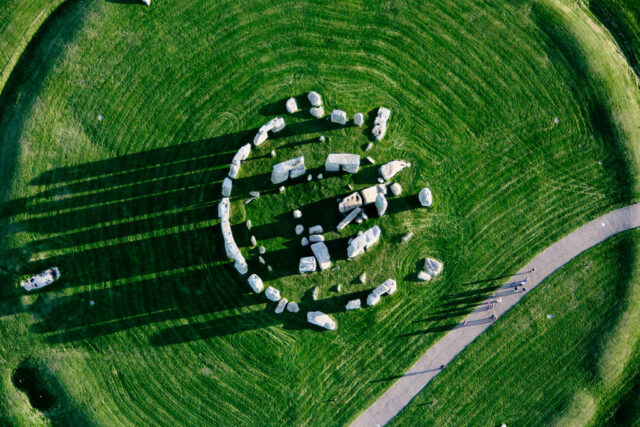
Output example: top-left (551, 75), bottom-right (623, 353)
top-left (220, 92), bottom-right (443, 330)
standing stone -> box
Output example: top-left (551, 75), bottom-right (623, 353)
top-left (354, 112), bottom-right (364, 127)
top-left (295, 225), bottom-right (304, 235)
top-left (366, 142), bottom-right (373, 151)
top-left (247, 274), bottom-right (264, 293)
top-left (389, 182), bottom-right (402, 196)
top-left (419, 188), bottom-right (433, 207)
top-left (311, 242), bottom-right (332, 270)
top-left (275, 298), bottom-right (288, 314)
top-left (258, 256), bottom-right (266, 265)
top-left (309, 225), bottom-right (324, 234)
top-left (359, 272), bottom-right (367, 284)
top-left (309, 234), bottom-right (325, 243)
top-left (346, 299), bottom-right (361, 310)
top-left (312, 286), bottom-right (319, 301)
top-left (265, 286), bottom-right (281, 302)
top-left (375, 193), bottom-right (388, 216)
top-left (286, 301), bottom-right (300, 313)
top-left (222, 177), bottom-right (233, 197)
top-left (307, 174), bottom-right (313, 182)
top-left (379, 160), bottom-right (411, 180)
top-left (258, 246), bottom-right (266, 254)
top-left (279, 186), bottom-right (285, 193)
top-left (286, 97), bottom-right (298, 114)
top-left (246, 220), bottom-right (252, 230)
top-left (301, 237), bottom-right (309, 246)
top-left (293, 209), bottom-right (302, 219)
top-left (319, 135), bottom-right (325, 142)
top-left (310, 106), bottom-right (324, 118)
top-left (299, 256), bottom-right (317, 274)
top-left (271, 150), bottom-right (276, 158)
top-left (401, 232), bottom-right (413, 242)
top-left (417, 271), bottom-right (430, 281)
top-left (308, 91), bottom-right (322, 107)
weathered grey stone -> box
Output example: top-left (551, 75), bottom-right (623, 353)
top-left (339, 192), bottom-right (363, 213)
top-left (250, 235), bottom-right (257, 246)
top-left (311, 242), bottom-right (332, 270)
top-left (379, 160), bottom-right (411, 180)
top-left (317, 173), bottom-right (323, 179)
top-left (312, 287), bottom-right (319, 301)
top-left (325, 153), bottom-right (360, 173)
top-left (279, 186), bottom-right (285, 193)
top-left (319, 135), bottom-right (325, 142)
top-left (293, 209), bottom-right (302, 219)
top-left (309, 234), bottom-right (325, 243)
top-left (346, 299), bottom-right (361, 310)
top-left (222, 177), bottom-right (233, 197)
top-left (228, 162), bottom-right (240, 179)
top-left (417, 271), bottom-right (430, 281)
top-left (308, 91), bottom-right (322, 107)
top-left (372, 107), bottom-right (391, 141)
top-left (330, 110), bottom-right (348, 125)
top-left (419, 187), bottom-right (433, 207)
top-left (354, 112), bottom-right (364, 127)
top-left (286, 97), bottom-right (298, 114)
top-left (271, 150), bottom-right (276, 158)
top-left (258, 256), bottom-right (266, 265)
top-left (366, 142), bottom-right (373, 151)
top-left (401, 232), bottom-right (413, 242)
top-left (423, 258), bottom-right (443, 279)
top-left (247, 274), bottom-right (264, 293)
top-left (258, 246), bottom-right (266, 254)
top-left (359, 272), bottom-right (367, 284)
top-left (265, 286), bottom-right (281, 302)
top-left (309, 225), bottom-right (324, 234)
top-left (375, 193), bottom-right (388, 216)
top-left (310, 106), bottom-right (324, 118)
top-left (367, 278), bottom-right (397, 306)
top-left (275, 298), bottom-right (288, 314)
top-left (360, 184), bottom-right (387, 205)
top-left (246, 220), bottom-right (252, 230)
top-left (299, 256), bottom-right (317, 274)
top-left (286, 301), bottom-right (300, 313)
top-left (347, 225), bottom-right (381, 258)
top-left (366, 156), bottom-right (375, 165)
top-left (307, 311), bottom-right (337, 331)
top-left (389, 182), bottom-right (402, 196)
top-left (307, 174), bottom-right (313, 181)
top-left (272, 156), bottom-right (305, 184)
top-left (336, 284), bottom-right (342, 292)
top-left (295, 225), bottom-right (304, 235)
top-left (301, 237), bottom-right (309, 246)
top-left (337, 207), bottom-right (362, 231)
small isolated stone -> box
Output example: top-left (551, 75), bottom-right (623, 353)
top-left (554, 117), bottom-right (561, 124)
top-left (312, 287), bottom-right (319, 301)
top-left (378, 177), bottom-right (385, 184)
top-left (309, 234), bottom-right (325, 243)
top-left (366, 143), bottom-right (373, 151)
top-left (330, 110), bottom-right (348, 125)
top-left (389, 182), bottom-right (402, 196)
top-left (346, 184), bottom-right (353, 191)
top-left (354, 112), bottom-right (364, 127)
top-left (359, 272), bottom-right (367, 284)
top-left (265, 286), bottom-right (281, 302)
top-left (375, 193), bottom-right (388, 216)
top-left (301, 237), bottom-right (309, 246)
top-left (258, 246), bottom-right (266, 254)
top-left (275, 298), bottom-right (288, 314)
top-left (346, 299), bottom-right (361, 310)
top-left (267, 265), bottom-right (273, 272)
top-left (258, 256), bottom-right (266, 265)
top-left (98, 115), bottom-right (104, 121)
top-left (307, 174), bottom-right (313, 181)
top-left (271, 150), bottom-right (276, 158)
top-left (419, 188), bottom-right (433, 207)
top-left (417, 271), bottom-right (430, 281)
top-left (295, 224), bottom-right (304, 235)
top-left (308, 91), bottom-right (322, 107)
top-left (547, 314), bottom-right (554, 319)
top-left (336, 284), bottom-right (342, 292)
top-left (249, 191), bottom-right (260, 198)
top-left (361, 212), bottom-right (368, 221)
top-left (287, 301), bottom-right (300, 313)
top-left (366, 156), bottom-right (375, 165)
top-left (319, 135), bottom-right (325, 142)
top-left (401, 232), bottom-right (413, 242)
top-left (309, 225), bottom-right (324, 234)
top-left (279, 186), bottom-right (285, 193)
top-left (293, 209), bottom-right (302, 219)
top-left (89, 300), bottom-right (95, 306)
top-left (250, 235), bottom-right (257, 246)
top-left (317, 173), bottom-right (323, 180)
top-left (246, 220), bottom-right (252, 230)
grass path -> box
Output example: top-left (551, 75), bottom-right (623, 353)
top-left (353, 203), bottom-right (640, 426)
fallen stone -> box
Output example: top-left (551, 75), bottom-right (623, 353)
top-left (142, 0), bottom-right (151, 6)
top-left (247, 274), bottom-right (264, 293)
top-left (265, 286), bottom-right (281, 302)
top-left (419, 187), bottom-right (433, 207)
top-left (295, 225), bottom-right (304, 235)
top-left (244, 196), bottom-right (258, 205)
top-left (365, 142), bottom-right (373, 151)
top-left (308, 91), bottom-right (322, 107)
top-left (348, 225), bottom-right (381, 258)
top-left (366, 156), bottom-right (375, 165)
top-left (286, 97), bottom-right (298, 114)
top-left (372, 107), bottom-right (391, 141)
top-left (293, 209), bottom-right (302, 219)
top-left (330, 110), bottom-right (348, 125)
top-left (249, 191), bottom-right (260, 198)
top-left (309, 225), bottom-right (324, 234)
top-left (367, 278), bottom-right (397, 306)
top-left (299, 256), bottom-right (317, 274)
top-left (346, 299), bottom-right (361, 310)
top-left (310, 106), bottom-right (324, 118)
top-left (228, 162), bottom-right (240, 179)
top-left (311, 242), bottom-right (332, 270)
top-left (379, 160), bottom-right (411, 180)
top-left (337, 207), bottom-right (362, 231)
top-left (401, 232), bottom-right (413, 242)
top-left (339, 192), bottom-right (363, 213)
top-left (301, 237), bottom-right (309, 246)
top-left (417, 271), bottom-right (430, 281)
top-left (272, 156), bottom-right (306, 184)
top-left (375, 193), bottom-right (388, 216)
top-left (360, 184), bottom-right (387, 205)
top-left (286, 301), bottom-right (300, 313)
top-left (424, 258), bottom-right (443, 278)
top-left (378, 177), bottom-right (384, 183)
top-left (307, 311), bottom-right (337, 331)
top-left (222, 177), bottom-right (232, 197)
top-left (309, 234), bottom-right (325, 243)
top-left (354, 112), bottom-right (364, 127)
top-left (275, 298), bottom-right (288, 314)
top-left (389, 182), bottom-right (402, 196)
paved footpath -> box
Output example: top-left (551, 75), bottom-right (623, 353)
top-left (351, 204), bottom-right (640, 427)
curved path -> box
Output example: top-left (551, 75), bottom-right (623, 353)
top-left (351, 203), bottom-right (640, 427)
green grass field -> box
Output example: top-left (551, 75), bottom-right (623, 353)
top-left (1, 0), bottom-right (640, 425)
